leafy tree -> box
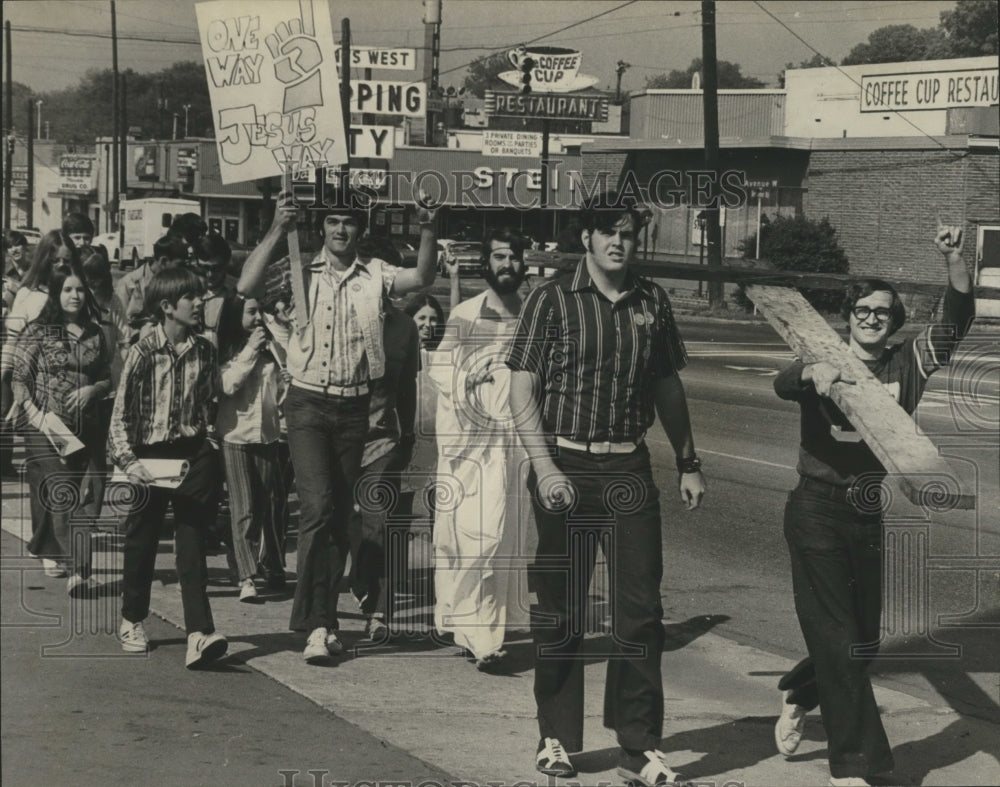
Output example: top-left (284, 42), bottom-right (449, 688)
top-left (842, 24), bottom-right (946, 65)
top-left (938, 0), bottom-right (999, 57)
top-left (0, 81), bottom-right (36, 138)
top-left (734, 215), bottom-right (850, 313)
top-left (645, 58), bottom-right (765, 89)
top-left (462, 52), bottom-right (513, 98)
top-left (777, 53), bottom-right (834, 89)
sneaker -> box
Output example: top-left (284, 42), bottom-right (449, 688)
top-left (119, 620), bottom-right (149, 653)
top-left (617, 749), bottom-right (690, 786)
top-left (536, 737), bottom-right (576, 778)
top-left (475, 649), bottom-right (507, 673)
top-left (185, 631), bottom-right (228, 669)
top-left (42, 559), bottom-right (67, 578)
top-left (364, 615), bottom-right (388, 641)
top-left (775, 690), bottom-right (808, 757)
top-left (238, 578), bottom-right (258, 603)
top-left (303, 627), bottom-right (343, 663)
top-left (67, 574), bottom-right (98, 598)
top-left (829, 779), bottom-right (871, 786)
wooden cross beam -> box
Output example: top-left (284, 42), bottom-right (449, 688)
top-left (745, 284), bottom-right (975, 510)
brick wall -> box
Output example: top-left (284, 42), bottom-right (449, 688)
top-left (804, 147), bottom-right (999, 285)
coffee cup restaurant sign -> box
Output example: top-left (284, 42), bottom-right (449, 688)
top-left (485, 90), bottom-right (609, 122)
top-left (498, 46), bottom-right (599, 93)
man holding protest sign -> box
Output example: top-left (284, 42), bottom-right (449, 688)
top-left (238, 187), bottom-right (438, 663)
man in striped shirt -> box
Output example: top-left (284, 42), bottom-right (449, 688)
top-left (505, 192), bottom-right (706, 786)
top-left (108, 267), bottom-right (228, 669)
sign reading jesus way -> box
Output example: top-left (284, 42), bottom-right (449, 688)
top-left (196, 0), bottom-right (349, 183)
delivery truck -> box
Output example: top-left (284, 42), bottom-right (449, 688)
top-left (119, 198), bottom-right (201, 269)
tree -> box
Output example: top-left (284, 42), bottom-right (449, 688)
top-left (734, 216), bottom-right (850, 313)
top-left (462, 52), bottom-right (512, 98)
top-left (777, 53), bottom-right (834, 89)
top-left (842, 24), bottom-right (946, 65)
top-left (0, 81), bottom-right (36, 137)
top-left (645, 58), bottom-right (765, 89)
top-left (938, 0), bottom-right (999, 57)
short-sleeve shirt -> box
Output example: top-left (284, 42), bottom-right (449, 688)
top-left (503, 259), bottom-right (687, 443)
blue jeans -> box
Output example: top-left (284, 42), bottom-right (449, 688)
top-left (528, 444), bottom-right (665, 752)
top-left (285, 386), bottom-right (370, 631)
top-left (780, 479), bottom-right (893, 779)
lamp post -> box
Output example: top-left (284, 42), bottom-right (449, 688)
top-left (183, 104), bottom-right (191, 138)
top-left (35, 99), bottom-right (43, 139)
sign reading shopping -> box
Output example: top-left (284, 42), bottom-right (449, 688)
top-left (485, 90), bottom-right (609, 122)
top-left (860, 67), bottom-right (998, 112)
top-left (196, 0), bottom-right (348, 183)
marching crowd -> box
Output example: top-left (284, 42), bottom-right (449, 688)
top-left (0, 189), bottom-right (974, 787)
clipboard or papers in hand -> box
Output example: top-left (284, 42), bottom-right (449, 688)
top-left (41, 412), bottom-right (86, 458)
top-left (110, 459), bottom-right (190, 489)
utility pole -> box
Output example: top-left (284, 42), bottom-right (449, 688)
top-left (119, 72), bottom-right (127, 209)
top-left (701, 0), bottom-right (724, 306)
top-left (26, 98), bottom-right (33, 228)
top-left (615, 60), bottom-right (630, 104)
top-left (4, 21), bottom-right (14, 228)
top-left (111, 0), bottom-right (119, 229)
top-left (183, 103), bottom-right (191, 138)
top-left (339, 18), bottom-right (352, 189)
top-left (422, 0), bottom-right (441, 146)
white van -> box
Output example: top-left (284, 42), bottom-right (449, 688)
top-left (119, 198), bottom-right (200, 268)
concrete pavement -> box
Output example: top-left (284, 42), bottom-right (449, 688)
top-left (2, 462), bottom-right (998, 786)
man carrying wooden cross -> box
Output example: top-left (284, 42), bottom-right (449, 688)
top-left (771, 222), bottom-right (974, 787)
top-left (238, 186), bottom-right (438, 663)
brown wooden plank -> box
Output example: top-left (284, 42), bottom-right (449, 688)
top-left (745, 283), bottom-right (975, 510)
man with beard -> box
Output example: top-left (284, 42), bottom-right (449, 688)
top-left (427, 227), bottom-right (533, 672)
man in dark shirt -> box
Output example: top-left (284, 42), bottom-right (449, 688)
top-left (505, 192), bottom-right (706, 786)
top-left (772, 223), bottom-right (974, 787)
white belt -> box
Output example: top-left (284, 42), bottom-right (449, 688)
top-left (291, 379), bottom-right (370, 398)
top-left (555, 436), bottom-right (643, 455)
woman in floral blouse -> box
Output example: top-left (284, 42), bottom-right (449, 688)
top-left (11, 259), bottom-right (112, 595)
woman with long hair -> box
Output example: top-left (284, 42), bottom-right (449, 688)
top-left (10, 259), bottom-right (111, 593)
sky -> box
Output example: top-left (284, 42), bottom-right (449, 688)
top-left (3, 0), bottom-right (961, 95)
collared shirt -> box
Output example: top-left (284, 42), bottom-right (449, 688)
top-left (362, 307), bottom-right (420, 467)
top-left (107, 324), bottom-right (217, 472)
top-left (217, 347), bottom-right (282, 445)
top-left (10, 319), bottom-right (110, 435)
top-left (113, 262), bottom-right (156, 332)
top-left (504, 259), bottom-right (687, 443)
top-left (264, 247), bottom-right (399, 387)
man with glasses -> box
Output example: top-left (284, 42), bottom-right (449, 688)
top-left (771, 223), bottom-right (974, 787)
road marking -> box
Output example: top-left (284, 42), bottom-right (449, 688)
top-left (724, 365), bottom-right (778, 376)
top-left (647, 436), bottom-right (796, 471)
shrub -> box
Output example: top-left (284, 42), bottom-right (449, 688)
top-left (733, 215), bottom-right (850, 313)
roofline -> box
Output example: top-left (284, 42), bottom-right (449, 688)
top-left (582, 134), bottom-right (994, 153)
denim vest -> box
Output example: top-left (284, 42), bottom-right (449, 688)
top-left (285, 250), bottom-right (392, 385)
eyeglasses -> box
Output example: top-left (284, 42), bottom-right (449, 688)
top-left (852, 306), bottom-right (892, 323)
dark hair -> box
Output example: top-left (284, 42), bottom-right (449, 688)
top-left (311, 185), bottom-right (370, 235)
top-left (169, 212), bottom-right (208, 247)
top-left (152, 234), bottom-right (190, 264)
top-left (579, 190), bottom-right (643, 234)
top-left (61, 211), bottom-right (95, 238)
top-left (3, 229), bottom-right (28, 251)
top-left (80, 245), bottom-right (112, 304)
top-left (145, 266), bottom-right (205, 324)
top-left (21, 231), bottom-right (79, 291)
top-left (36, 260), bottom-right (97, 326)
top-left (194, 233), bottom-right (232, 265)
top-left (216, 293), bottom-right (253, 362)
top-left (480, 227), bottom-right (528, 265)
top-left (402, 292), bottom-right (445, 350)
top-left (840, 278), bottom-right (906, 334)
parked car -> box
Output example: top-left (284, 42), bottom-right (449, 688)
top-left (92, 231), bottom-right (121, 262)
top-left (14, 227), bottom-right (42, 245)
top-left (439, 241), bottom-right (483, 277)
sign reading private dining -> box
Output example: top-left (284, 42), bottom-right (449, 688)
top-left (195, 0), bottom-right (348, 183)
top-left (485, 90), bottom-right (609, 122)
top-left (349, 79), bottom-right (426, 117)
top-left (335, 46), bottom-right (416, 71)
top-left (483, 130), bottom-right (543, 158)
top-left (860, 67), bottom-right (999, 112)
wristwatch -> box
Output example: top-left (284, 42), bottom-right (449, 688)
top-left (676, 454), bottom-right (702, 474)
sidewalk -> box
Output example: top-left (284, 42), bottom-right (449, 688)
top-left (1, 468), bottom-right (997, 786)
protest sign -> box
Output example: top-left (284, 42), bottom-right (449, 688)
top-left (196, 0), bottom-right (348, 183)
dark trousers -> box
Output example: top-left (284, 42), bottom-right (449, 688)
top-left (780, 480), bottom-right (894, 779)
top-left (222, 441), bottom-right (284, 581)
top-left (120, 439), bottom-right (222, 635)
top-left (529, 444), bottom-right (665, 753)
top-left (285, 386), bottom-right (369, 632)
top-left (24, 429), bottom-right (92, 576)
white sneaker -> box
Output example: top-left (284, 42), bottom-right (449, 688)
top-left (829, 778), bottom-right (871, 786)
top-left (775, 690), bottom-right (808, 757)
top-left (119, 620), bottom-right (149, 653)
top-left (536, 737), bottom-right (576, 778)
top-left (43, 559), bottom-right (67, 578)
top-left (238, 578), bottom-right (258, 603)
top-left (303, 627), bottom-right (330, 663)
top-left (67, 574), bottom-right (98, 598)
top-left (185, 631), bottom-right (228, 669)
